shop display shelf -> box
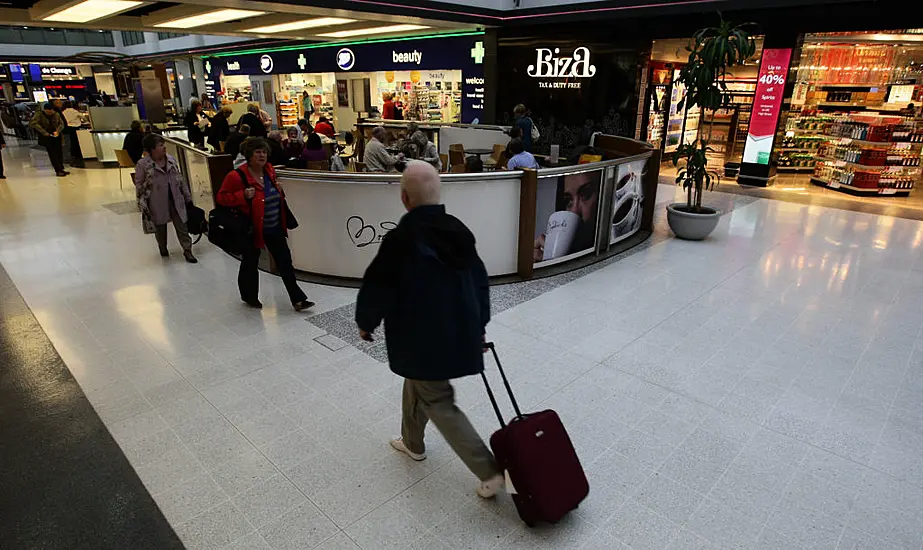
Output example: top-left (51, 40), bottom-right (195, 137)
top-left (811, 177), bottom-right (912, 196)
top-left (816, 157), bottom-right (890, 170)
top-left (819, 135), bottom-right (893, 147)
top-left (777, 166), bottom-right (816, 172)
top-left (779, 147), bottom-right (816, 152)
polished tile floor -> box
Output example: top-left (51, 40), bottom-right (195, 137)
top-left (2, 140), bottom-right (923, 549)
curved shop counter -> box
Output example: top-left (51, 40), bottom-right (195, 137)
top-left (275, 135), bottom-right (661, 280)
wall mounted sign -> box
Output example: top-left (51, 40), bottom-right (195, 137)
top-left (742, 48), bottom-right (792, 165)
top-left (336, 48), bottom-right (355, 71)
top-left (259, 55), bottom-right (273, 74)
top-left (40, 65), bottom-right (76, 76)
top-left (9, 63), bottom-right (24, 83)
top-left (207, 34), bottom-right (486, 123)
top-left (528, 46), bottom-right (596, 89)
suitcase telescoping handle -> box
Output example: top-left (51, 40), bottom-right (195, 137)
top-left (481, 342), bottom-right (524, 429)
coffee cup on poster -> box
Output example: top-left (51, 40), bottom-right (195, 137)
top-left (542, 210), bottom-right (580, 261)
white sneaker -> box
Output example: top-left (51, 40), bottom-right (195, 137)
top-left (389, 438), bottom-right (426, 461)
top-left (476, 474), bottom-right (505, 499)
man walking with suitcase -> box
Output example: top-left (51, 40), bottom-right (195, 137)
top-left (356, 160), bottom-right (505, 498)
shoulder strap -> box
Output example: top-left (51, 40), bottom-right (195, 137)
top-left (234, 167), bottom-right (250, 189)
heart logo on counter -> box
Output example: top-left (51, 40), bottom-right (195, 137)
top-left (347, 216), bottom-right (376, 248)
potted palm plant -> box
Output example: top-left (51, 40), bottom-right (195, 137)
top-left (667, 17), bottom-right (756, 240)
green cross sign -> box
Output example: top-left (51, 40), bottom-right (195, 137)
top-left (297, 54), bottom-right (307, 70)
top-left (471, 41), bottom-right (485, 64)
top-left (205, 60), bottom-right (211, 74)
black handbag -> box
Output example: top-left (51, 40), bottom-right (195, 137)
top-left (284, 200), bottom-right (299, 230)
top-left (207, 170), bottom-right (253, 255)
top-left (186, 202), bottom-right (208, 244)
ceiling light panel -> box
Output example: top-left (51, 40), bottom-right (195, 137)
top-left (317, 24), bottom-right (430, 39)
top-left (246, 17), bottom-right (356, 34)
top-left (43, 0), bottom-right (142, 23)
top-left (155, 9), bottom-right (266, 29)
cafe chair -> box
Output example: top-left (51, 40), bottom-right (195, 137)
top-left (218, 141), bottom-right (226, 153)
top-left (114, 149), bottom-right (136, 191)
top-left (450, 164), bottom-right (466, 173)
top-left (448, 149), bottom-right (465, 169)
top-left (439, 154), bottom-right (449, 172)
top-left (307, 160), bottom-right (328, 171)
top-left (448, 143), bottom-right (465, 152)
top-left (484, 144), bottom-right (505, 169)
top-left (353, 161), bottom-right (367, 173)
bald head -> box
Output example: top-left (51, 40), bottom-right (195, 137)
top-left (400, 160), bottom-right (441, 211)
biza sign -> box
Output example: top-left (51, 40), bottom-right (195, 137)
top-left (528, 46), bottom-right (596, 89)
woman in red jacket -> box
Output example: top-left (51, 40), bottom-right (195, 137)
top-left (216, 137), bottom-right (313, 311)
top-left (381, 92), bottom-right (395, 120)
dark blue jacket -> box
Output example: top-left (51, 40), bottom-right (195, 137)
top-left (356, 204), bottom-right (490, 381)
top-left (515, 115), bottom-right (533, 152)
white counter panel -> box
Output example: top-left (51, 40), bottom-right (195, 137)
top-left (281, 176), bottom-right (521, 279)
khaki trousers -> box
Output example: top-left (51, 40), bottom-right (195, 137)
top-left (401, 379), bottom-right (500, 481)
top-left (154, 199), bottom-right (192, 253)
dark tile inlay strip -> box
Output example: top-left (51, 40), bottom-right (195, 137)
top-left (0, 263), bottom-right (183, 550)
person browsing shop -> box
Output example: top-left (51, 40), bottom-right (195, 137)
top-left (513, 104), bottom-right (534, 152)
top-left (216, 137), bottom-right (314, 312)
top-left (301, 91), bottom-right (314, 120)
top-left (0, 132), bottom-right (6, 179)
top-left (237, 103), bottom-right (267, 138)
top-left (62, 101), bottom-right (84, 168)
top-left (382, 92), bottom-right (396, 120)
top-left (133, 134), bottom-right (197, 263)
top-left (505, 138), bottom-right (539, 170)
top-left (184, 100), bottom-right (209, 147)
top-left (29, 102), bottom-right (67, 177)
top-left (122, 120), bottom-right (146, 164)
top-left (208, 106), bottom-right (233, 152)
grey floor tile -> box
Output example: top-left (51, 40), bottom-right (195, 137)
top-left (634, 472), bottom-right (706, 525)
top-left (175, 500), bottom-right (253, 550)
top-left (258, 501), bottom-right (339, 550)
top-left (233, 474), bottom-right (307, 531)
top-left (765, 496), bottom-right (845, 550)
top-left (657, 448), bottom-right (730, 496)
top-left (684, 498), bottom-right (764, 549)
top-left (602, 498), bottom-right (680, 550)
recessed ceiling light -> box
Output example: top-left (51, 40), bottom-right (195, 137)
top-left (155, 9), bottom-right (266, 29)
top-left (43, 0), bottom-right (142, 23)
top-left (317, 24), bottom-right (430, 39)
top-left (245, 17), bottom-right (356, 34)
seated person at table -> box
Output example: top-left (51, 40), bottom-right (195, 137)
top-left (465, 155), bottom-right (484, 173)
top-left (122, 120), bottom-right (146, 163)
top-left (302, 132), bottom-right (327, 164)
top-left (283, 127), bottom-right (305, 166)
top-left (505, 138), bottom-right (539, 170)
top-left (267, 131), bottom-right (287, 167)
top-left (297, 118), bottom-right (312, 142)
top-left (314, 116), bottom-right (335, 139)
top-left (364, 126), bottom-right (401, 172)
top-left (411, 131), bottom-right (441, 171)
top-left (341, 132), bottom-right (356, 157)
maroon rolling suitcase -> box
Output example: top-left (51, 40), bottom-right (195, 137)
top-left (481, 343), bottom-right (589, 526)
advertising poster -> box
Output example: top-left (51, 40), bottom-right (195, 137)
top-left (742, 48), bottom-right (792, 165)
top-left (610, 158), bottom-right (648, 245)
top-left (533, 171), bottom-right (602, 266)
